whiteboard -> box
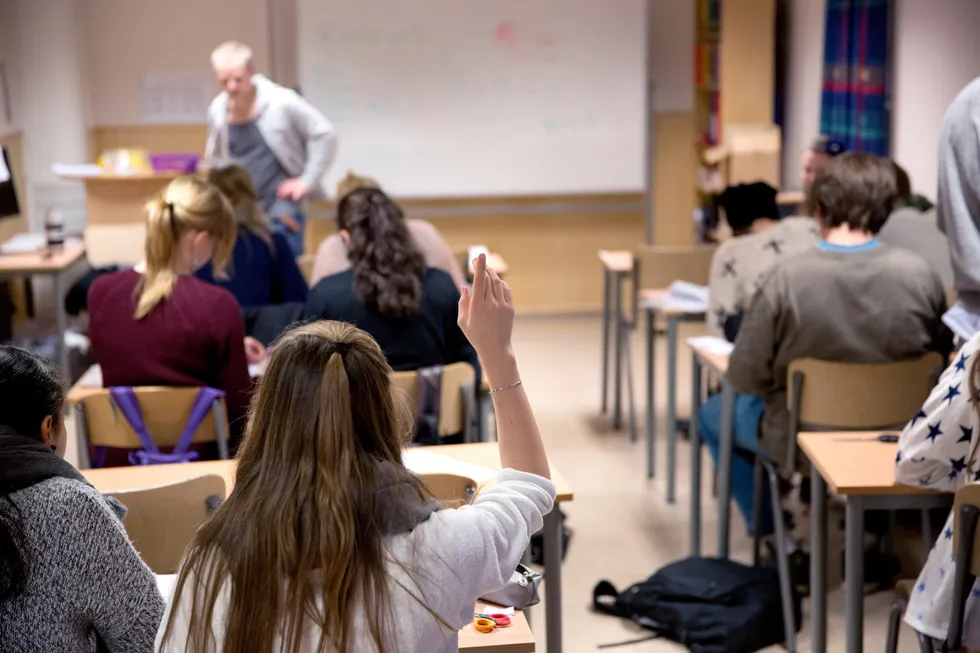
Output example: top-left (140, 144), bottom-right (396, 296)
top-left (297, 0), bottom-right (646, 197)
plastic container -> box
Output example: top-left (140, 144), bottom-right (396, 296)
top-left (150, 153), bottom-right (200, 174)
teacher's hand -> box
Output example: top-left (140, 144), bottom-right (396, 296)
top-left (276, 178), bottom-right (311, 202)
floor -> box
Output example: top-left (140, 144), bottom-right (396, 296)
top-left (64, 314), bottom-right (920, 652)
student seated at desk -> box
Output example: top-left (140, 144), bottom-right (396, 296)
top-left (702, 153), bottom-right (951, 535)
top-left (0, 346), bottom-right (163, 651)
top-left (88, 176), bottom-right (253, 462)
top-left (303, 187), bottom-right (479, 375)
top-left (196, 164), bottom-right (308, 308)
top-left (156, 256), bottom-right (555, 653)
top-left (309, 172), bottom-right (466, 288)
top-left (896, 333), bottom-right (980, 648)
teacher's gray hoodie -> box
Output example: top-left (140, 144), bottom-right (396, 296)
top-left (938, 76), bottom-right (980, 314)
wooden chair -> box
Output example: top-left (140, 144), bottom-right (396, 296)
top-left (75, 387), bottom-right (231, 467)
top-left (748, 355), bottom-right (943, 653)
top-left (618, 245), bottom-right (716, 440)
top-left (421, 473), bottom-right (477, 504)
top-left (84, 224), bottom-right (146, 267)
top-left (105, 474), bottom-right (226, 574)
top-left (390, 362), bottom-right (477, 442)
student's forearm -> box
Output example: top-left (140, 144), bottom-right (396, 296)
top-left (484, 351), bottom-right (550, 480)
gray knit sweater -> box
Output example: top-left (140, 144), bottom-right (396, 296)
top-left (0, 477), bottom-right (164, 652)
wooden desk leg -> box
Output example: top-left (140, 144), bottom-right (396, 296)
top-left (601, 268), bottom-right (611, 414)
top-left (811, 469), bottom-right (828, 653)
top-left (612, 273), bottom-right (624, 430)
top-left (845, 496), bottom-right (866, 653)
top-left (645, 308), bottom-right (656, 480)
top-left (689, 353), bottom-right (702, 557)
top-left (666, 315), bottom-right (679, 502)
top-left (716, 380), bottom-right (734, 558)
top-left (544, 509), bottom-right (564, 653)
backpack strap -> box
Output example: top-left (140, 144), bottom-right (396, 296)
top-left (108, 387), bottom-right (224, 465)
top-left (592, 580), bottom-right (627, 618)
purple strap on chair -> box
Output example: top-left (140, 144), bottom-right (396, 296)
top-left (106, 386), bottom-right (225, 466)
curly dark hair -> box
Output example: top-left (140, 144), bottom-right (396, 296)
top-left (337, 188), bottom-right (426, 318)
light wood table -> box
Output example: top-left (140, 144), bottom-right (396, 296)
top-left (460, 602), bottom-right (534, 652)
top-left (799, 431), bottom-right (950, 653)
top-left (57, 171), bottom-right (181, 226)
top-left (83, 442), bottom-right (572, 653)
top-left (686, 338), bottom-right (734, 558)
top-left (640, 289), bottom-right (707, 498)
top-left (0, 239), bottom-right (86, 378)
top-left (597, 250), bottom-right (634, 430)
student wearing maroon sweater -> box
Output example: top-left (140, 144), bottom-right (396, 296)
top-left (88, 176), bottom-right (252, 463)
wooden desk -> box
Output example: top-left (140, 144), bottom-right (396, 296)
top-left (57, 171), bottom-right (180, 226)
top-left (83, 442), bottom-right (571, 653)
top-left (640, 289), bottom-right (708, 494)
top-left (686, 338), bottom-right (733, 558)
top-left (460, 604), bottom-right (534, 652)
top-left (0, 239), bottom-right (86, 379)
top-left (598, 250), bottom-right (635, 431)
top-left (798, 432), bottom-right (950, 653)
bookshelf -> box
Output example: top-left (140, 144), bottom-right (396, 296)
top-left (694, 0), bottom-right (777, 235)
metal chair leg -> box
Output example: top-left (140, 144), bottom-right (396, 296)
top-left (622, 323), bottom-right (637, 443)
top-left (765, 461), bottom-right (797, 653)
top-left (884, 597), bottom-right (906, 653)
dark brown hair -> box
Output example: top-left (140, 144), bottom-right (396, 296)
top-left (160, 321), bottom-right (433, 653)
top-left (808, 152), bottom-right (897, 235)
top-left (337, 188), bottom-right (426, 318)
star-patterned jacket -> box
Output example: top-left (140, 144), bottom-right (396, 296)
top-left (706, 217), bottom-right (821, 339)
top-left (896, 335), bottom-right (980, 646)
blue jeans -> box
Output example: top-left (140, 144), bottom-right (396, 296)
top-left (271, 207), bottom-right (306, 258)
top-left (698, 393), bottom-right (772, 535)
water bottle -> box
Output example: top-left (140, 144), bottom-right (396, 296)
top-left (45, 208), bottom-right (65, 250)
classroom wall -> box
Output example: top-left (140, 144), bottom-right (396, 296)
top-left (890, 0), bottom-right (980, 199)
top-left (782, 0), bottom-right (980, 199)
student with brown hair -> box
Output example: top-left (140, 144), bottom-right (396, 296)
top-left (195, 163), bottom-right (308, 308)
top-left (156, 255), bottom-right (555, 653)
top-left (88, 176), bottom-right (253, 456)
top-left (303, 187), bottom-right (478, 374)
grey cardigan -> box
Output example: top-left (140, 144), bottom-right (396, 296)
top-left (0, 477), bottom-right (164, 652)
top-left (205, 74), bottom-right (338, 200)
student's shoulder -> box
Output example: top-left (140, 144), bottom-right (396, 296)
top-left (89, 268), bottom-right (138, 295)
top-left (181, 276), bottom-right (242, 314)
top-left (422, 268), bottom-right (461, 301)
top-left (18, 477), bottom-right (121, 529)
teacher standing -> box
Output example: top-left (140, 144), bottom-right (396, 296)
top-left (205, 41), bottom-right (337, 257)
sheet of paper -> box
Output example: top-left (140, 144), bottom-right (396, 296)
top-left (402, 448), bottom-right (498, 484)
top-left (667, 280), bottom-right (709, 304)
top-left (0, 149), bottom-right (9, 183)
top-left (0, 232), bottom-right (45, 254)
top-left (685, 335), bottom-right (734, 356)
top-left (78, 364), bottom-right (103, 388)
top-left (139, 71), bottom-right (216, 124)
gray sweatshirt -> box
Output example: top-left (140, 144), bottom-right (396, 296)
top-left (938, 76), bottom-right (980, 313)
top-left (728, 244), bottom-right (951, 469)
top-left (0, 478), bottom-right (164, 652)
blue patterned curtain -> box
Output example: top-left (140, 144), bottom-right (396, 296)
top-left (819, 0), bottom-right (891, 155)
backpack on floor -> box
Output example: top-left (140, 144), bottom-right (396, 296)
top-left (593, 557), bottom-right (800, 653)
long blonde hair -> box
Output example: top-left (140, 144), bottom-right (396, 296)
top-left (160, 321), bottom-right (431, 653)
top-left (136, 176), bottom-right (236, 319)
top-left (207, 164), bottom-right (273, 247)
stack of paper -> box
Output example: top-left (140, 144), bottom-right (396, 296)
top-left (0, 233), bottom-right (45, 254)
top-left (686, 335), bottom-right (734, 356)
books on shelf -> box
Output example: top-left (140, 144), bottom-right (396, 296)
top-left (698, 0), bottom-right (721, 32)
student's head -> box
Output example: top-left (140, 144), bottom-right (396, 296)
top-left (138, 176), bottom-right (236, 319)
top-left (207, 163), bottom-right (271, 244)
top-left (336, 188), bottom-right (426, 318)
top-left (336, 171), bottom-right (380, 198)
top-left (161, 320), bottom-right (426, 653)
top-left (808, 152), bottom-right (897, 236)
top-left (0, 346), bottom-right (66, 602)
top-left (719, 182), bottom-right (779, 236)
top-left (801, 135), bottom-right (846, 189)
top-left (211, 41), bottom-right (255, 103)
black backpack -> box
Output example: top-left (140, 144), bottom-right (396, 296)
top-left (593, 557), bottom-right (800, 653)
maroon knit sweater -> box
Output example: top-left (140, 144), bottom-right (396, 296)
top-left (88, 270), bottom-right (252, 450)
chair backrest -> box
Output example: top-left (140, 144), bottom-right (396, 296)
top-left (949, 483), bottom-right (980, 650)
top-left (84, 224), bottom-right (146, 267)
top-left (785, 353), bottom-right (944, 470)
top-left (390, 362), bottom-right (476, 437)
top-left (629, 245), bottom-right (715, 326)
top-left (105, 474), bottom-right (226, 573)
top-left (78, 387), bottom-right (229, 454)
top-left (420, 473), bottom-right (477, 504)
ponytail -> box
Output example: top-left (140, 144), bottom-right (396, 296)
top-left (207, 164), bottom-right (272, 249)
top-left (135, 176), bottom-right (236, 319)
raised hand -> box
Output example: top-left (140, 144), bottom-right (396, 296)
top-left (458, 254), bottom-right (515, 374)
